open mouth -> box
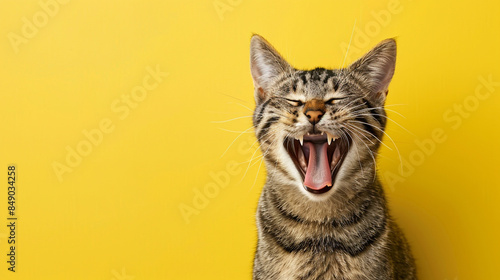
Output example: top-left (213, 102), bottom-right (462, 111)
top-left (284, 132), bottom-right (350, 194)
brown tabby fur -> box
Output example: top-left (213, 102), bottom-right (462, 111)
top-left (249, 35), bottom-right (417, 280)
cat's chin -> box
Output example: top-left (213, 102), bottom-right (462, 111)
top-left (303, 185), bottom-right (333, 194)
top-left (284, 132), bottom-right (350, 194)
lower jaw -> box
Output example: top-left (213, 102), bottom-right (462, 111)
top-left (304, 185), bottom-right (333, 194)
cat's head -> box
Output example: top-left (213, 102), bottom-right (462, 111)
top-left (250, 35), bottom-right (396, 200)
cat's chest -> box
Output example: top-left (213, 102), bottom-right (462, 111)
top-left (276, 252), bottom-right (370, 280)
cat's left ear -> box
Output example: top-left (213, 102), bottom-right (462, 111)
top-left (250, 35), bottom-right (293, 105)
top-left (347, 38), bottom-right (396, 104)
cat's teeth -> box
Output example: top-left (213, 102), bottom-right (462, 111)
top-left (296, 135), bottom-right (303, 146)
top-left (326, 133), bottom-right (337, 145)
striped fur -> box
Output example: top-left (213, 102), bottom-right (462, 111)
top-left (250, 35), bottom-right (416, 280)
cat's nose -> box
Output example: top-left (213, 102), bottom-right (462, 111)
top-left (306, 110), bottom-right (323, 125)
top-left (303, 99), bottom-right (326, 125)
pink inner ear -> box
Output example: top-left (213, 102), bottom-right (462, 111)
top-left (250, 59), bottom-right (263, 88)
top-left (373, 60), bottom-right (395, 94)
top-left (250, 60), bottom-right (267, 103)
top-left (375, 89), bottom-right (389, 99)
top-left (257, 87), bottom-right (266, 102)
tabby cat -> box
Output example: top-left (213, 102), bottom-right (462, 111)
top-left (249, 35), bottom-right (417, 279)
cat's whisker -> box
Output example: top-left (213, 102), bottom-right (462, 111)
top-left (235, 152), bottom-right (266, 165)
top-left (351, 112), bottom-right (415, 137)
top-left (351, 105), bottom-right (407, 120)
top-left (342, 128), bottom-right (364, 176)
top-left (384, 103), bottom-right (409, 108)
top-left (249, 155), bottom-right (266, 168)
top-left (348, 129), bottom-right (377, 172)
top-left (353, 104), bottom-right (409, 121)
top-left (246, 134), bottom-right (282, 187)
top-left (335, 99), bottom-right (365, 115)
top-left (217, 92), bottom-right (250, 104)
top-left (249, 156), bottom-right (265, 192)
top-left (219, 126), bottom-right (255, 159)
top-left (240, 148), bottom-right (261, 182)
top-left (249, 131), bottom-right (291, 185)
top-left (227, 101), bottom-right (254, 112)
top-left (217, 127), bottom-right (255, 134)
top-left (240, 130), bottom-right (278, 183)
top-left (330, 103), bottom-right (362, 121)
top-left (259, 134), bottom-right (282, 160)
top-left (349, 118), bottom-right (403, 171)
top-left (205, 110), bottom-right (250, 115)
top-left (345, 123), bottom-right (376, 146)
top-left (340, 18), bottom-right (358, 69)
top-left (349, 114), bottom-right (401, 148)
top-left (211, 115), bottom-right (253, 124)
top-left (349, 120), bottom-right (394, 151)
top-left (268, 132), bottom-right (294, 183)
top-left (381, 108), bottom-right (407, 119)
top-left (345, 124), bottom-right (378, 180)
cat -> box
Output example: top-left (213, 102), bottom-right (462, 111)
top-left (249, 34), bottom-right (417, 280)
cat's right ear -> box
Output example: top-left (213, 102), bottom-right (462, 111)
top-left (347, 38), bottom-right (397, 105)
top-left (250, 35), bottom-right (292, 105)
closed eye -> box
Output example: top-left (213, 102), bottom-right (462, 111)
top-left (284, 98), bottom-right (304, 107)
top-left (325, 97), bottom-right (346, 105)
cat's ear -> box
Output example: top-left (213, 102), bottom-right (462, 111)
top-left (347, 38), bottom-right (396, 104)
top-left (250, 35), bottom-right (292, 104)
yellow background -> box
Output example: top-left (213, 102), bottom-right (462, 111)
top-left (1, 0), bottom-right (499, 279)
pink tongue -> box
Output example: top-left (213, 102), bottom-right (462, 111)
top-left (303, 142), bottom-right (332, 190)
